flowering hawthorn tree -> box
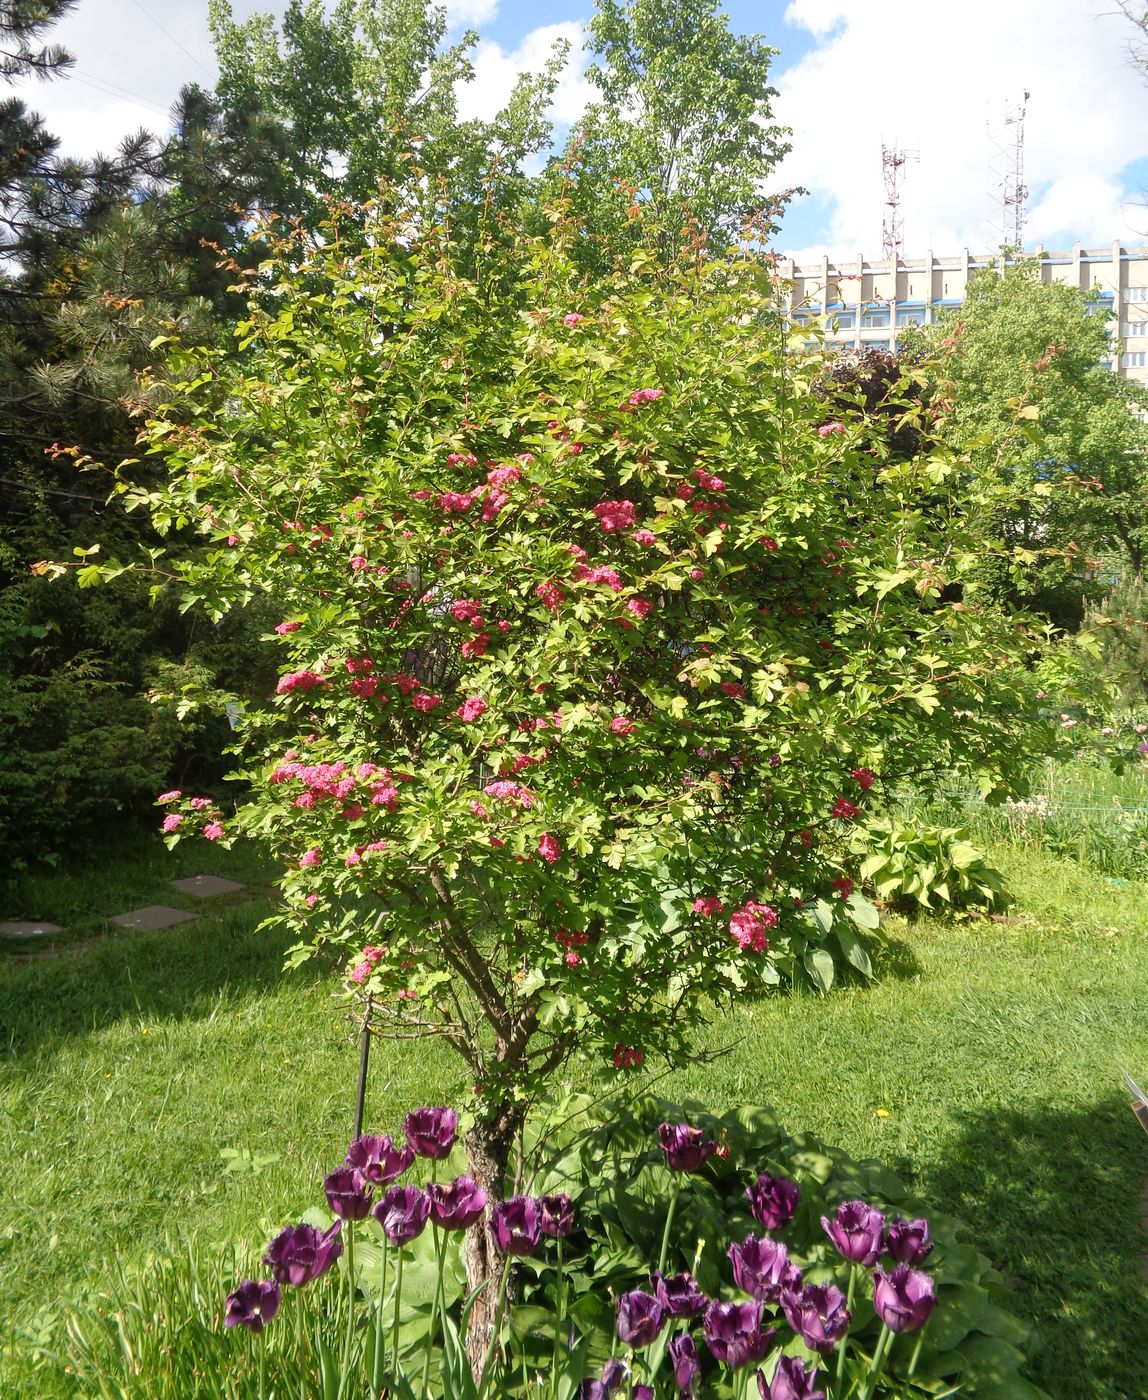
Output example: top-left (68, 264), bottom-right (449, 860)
top-left (113, 203), bottom-right (1050, 1330)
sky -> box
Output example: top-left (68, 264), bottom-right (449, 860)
top-left (13, 0), bottom-right (1148, 262)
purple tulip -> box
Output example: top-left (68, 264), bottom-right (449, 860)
top-left (223, 1279), bottom-right (281, 1332)
top-left (263, 1222), bottom-right (343, 1288)
top-left (728, 1234), bottom-right (800, 1303)
top-left (491, 1196), bottom-right (541, 1255)
top-left (872, 1265), bottom-right (937, 1333)
top-left (884, 1216), bottom-right (933, 1266)
top-left (757, 1355), bottom-right (826, 1400)
top-left (658, 1122), bottom-right (719, 1172)
top-left (404, 1107), bottom-right (459, 1160)
top-left (601, 1359), bottom-right (627, 1391)
top-left (668, 1332), bottom-right (701, 1393)
top-left (374, 1184), bottom-right (431, 1245)
top-left (427, 1175), bottom-right (488, 1230)
top-left (616, 1289), bottom-right (666, 1347)
top-left (746, 1172), bottom-right (800, 1231)
top-left (346, 1133), bottom-right (414, 1185)
top-left (633, 1389), bottom-right (654, 1400)
top-left (324, 1167), bottom-right (374, 1221)
top-left (540, 1193), bottom-right (574, 1238)
top-left (702, 1299), bottom-right (776, 1369)
top-left (780, 1283), bottom-right (851, 1353)
top-left (652, 1269), bottom-right (708, 1317)
top-left (820, 1199), bottom-right (885, 1267)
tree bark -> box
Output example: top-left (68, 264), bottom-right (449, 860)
top-left (462, 1106), bottom-right (523, 1380)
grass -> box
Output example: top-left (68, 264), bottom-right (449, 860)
top-left (1, 828), bottom-right (1147, 1398)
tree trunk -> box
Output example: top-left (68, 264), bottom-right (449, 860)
top-left (462, 1107), bottom-right (523, 1379)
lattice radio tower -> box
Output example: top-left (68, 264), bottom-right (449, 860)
top-left (987, 92), bottom-right (1030, 249)
top-left (881, 143), bottom-right (916, 262)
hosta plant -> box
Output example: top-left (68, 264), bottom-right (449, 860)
top-left (849, 820), bottom-right (1009, 914)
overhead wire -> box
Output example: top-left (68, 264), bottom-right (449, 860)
top-left (126, 0), bottom-right (216, 80)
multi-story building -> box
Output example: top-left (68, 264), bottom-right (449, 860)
top-left (777, 242), bottom-right (1148, 389)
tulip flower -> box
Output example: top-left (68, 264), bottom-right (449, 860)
top-left (652, 1269), bottom-right (708, 1317)
top-left (427, 1175), bottom-right (488, 1230)
top-left (263, 1222), bottom-right (343, 1288)
top-left (540, 1193), bottom-right (574, 1238)
top-left (491, 1196), bottom-right (541, 1255)
top-left (821, 1199), bottom-right (885, 1266)
top-left (884, 1216), bottom-right (934, 1266)
top-left (323, 1166), bottom-right (374, 1221)
top-left (702, 1299), bottom-right (775, 1368)
top-left (757, 1355), bottom-right (826, 1400)
top-left (345, 1133), bottom-right (414, 1184)
top-left (728, 1234), bottom-right (800, 1303)
top-left (616, 1289), bottom-right (665, 1347)
top-left (780, 1282), bottom-right (851, 1353)
top-left (658, 1122), bottom-right (719, 1172)
top-left (745, 1171), bottom-right (800, 1231)
top-left (374, 1184), bottom-right (431, 1245)
top-left (223, 1279), bottom-right (281, 1333)
top-left (668, 1332), bottom-right (701, 1393)
top-left (872, 1265), bottom-right (937, 1333)
top-left (403, 1106), bottom-right (459, 1159)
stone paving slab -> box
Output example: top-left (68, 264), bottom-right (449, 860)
top-left (170, 875), bottom-right (247, 899)
top-left (111, 905), bottom-right (197, 932)
top-left (0, 920), bottom-right (63, 938)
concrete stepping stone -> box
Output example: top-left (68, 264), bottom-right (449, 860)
top-left (0, 920), bottom-right (63, 938)
top-left (111, 905), bottom-right (197, 932)
top-left (170, 875), bottom-right (247, 899)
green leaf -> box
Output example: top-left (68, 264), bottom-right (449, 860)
top-left (804, 946), bottom-right (835, 994)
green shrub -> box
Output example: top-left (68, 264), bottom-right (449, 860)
top-left (850, 818), bottom-right (1009, 913)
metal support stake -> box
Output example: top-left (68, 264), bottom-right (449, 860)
top-left (353, 994), bottom-right (373, 1140)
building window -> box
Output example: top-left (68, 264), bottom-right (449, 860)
top-left (1123, 321), bottom-right (1147, 337)
top-left (1121, 351), bottom-right (1146, 368)
top-left (861, 310), bottom-right (889, 328)
top-left (831, 311), bottom-right (856, 329)
top-left (895, 308), bottom-right (923, 327)
top-left (1125, 287), bottom-right (1148, 303)
top-left (791, 313), bottom-right (809, 327)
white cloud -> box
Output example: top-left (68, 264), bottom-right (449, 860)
top-left (456, 22), bottom-right (593, 128)
top-left (446, 0), bottom-right (501, 26)
top-left (774, 0), bottom-right (1148, 259)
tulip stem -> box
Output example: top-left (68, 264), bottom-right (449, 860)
top-left (391, 1247), bottom-right (405, 1387)
top-left (257, 1333), bottom-right (266, 1400)
top-left (835, 1264), bottom-right (859, 1389)
top-left (657, 1180), bottom-right (682, 1275)
top-left (548, 1236), bottom-right (565, 1400)
top-left (476, 1252), bottom-right (514, 1400)
top-left (907, 1328), bottom-right (925, 1378)
top-left (420, 1225), bottom-right (446, 1400)
top-left (857, 1322), bottom-right (894, 1400)
top-left (337, 1224), bottom-right (356, 1400)
top-left (372, 1238), bottom-right (389, 1394)
top-left (295, 1289), bottom-right (306, 1400)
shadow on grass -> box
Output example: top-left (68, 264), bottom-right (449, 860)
top-left (0, 901), bottom-right (328, 1065)
top-left (917, 1094), bottom-right (1145, 1400)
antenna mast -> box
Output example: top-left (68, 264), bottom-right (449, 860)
top-left (987, 92), bottom-right (1030, 249)
top-left (881, 144), bottom-right (907, 262)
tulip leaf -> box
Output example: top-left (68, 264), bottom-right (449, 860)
top-left (926, 1283), bottom-right (991, 1350)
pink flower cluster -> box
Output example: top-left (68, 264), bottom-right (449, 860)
top-left (692, 896), bottom-right (724, 916)
top-left (535, 580), bottom-right (566, 612)
top-left (456, 696), bottom-right (488, 722)
top-left (593, 499), bottom-right (636, 532)
top-left (348, 943), bottom-right (388, 984)
top-left (832, 797), bottom-right (859, 821)
top-left (622, 387), bottom-right (664, 410)
top-left (573, 564), bottom-right (623, 592)
top-left (693, 468), bottom-right (725, 492)
top-left (275, 620), bottom-right (301, 635)
top-left (613, 1044), bottom-right (645, 1069)
top-left (850, 767), bottom-right (875, 790)
top-left (610, 716), bottom-right (636, 736)
top-left (818, 421), bottom-right (846, 437)
top-left (538, 832), bottom-right (561, 864)
top-left (412, 693), bottom-right (442, 713)
top-left (729, 901), bottom-right (777, 953)
top-left (483, 780), bottom-right (537, 809)
top-left (276, 669), bottom-right (325, 695)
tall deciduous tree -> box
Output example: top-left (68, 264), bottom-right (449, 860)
top-left (550, 0), bottom-right (793, 263)
top-left (913, 263), bottom-right (1148, 624)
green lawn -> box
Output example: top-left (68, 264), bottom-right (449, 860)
top-left (2, 835), bottom-right (1146, 1398)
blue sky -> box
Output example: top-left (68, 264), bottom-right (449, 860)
top-left (17, 0), bottom-right (1148, 259)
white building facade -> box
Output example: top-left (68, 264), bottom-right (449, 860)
top-left (777, 242), bottom-right (1148, 389)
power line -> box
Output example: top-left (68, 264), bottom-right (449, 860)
top-left (127, 0), bottom-right (216, 80)
top-left (65, 67), bottom-right (171, 118)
